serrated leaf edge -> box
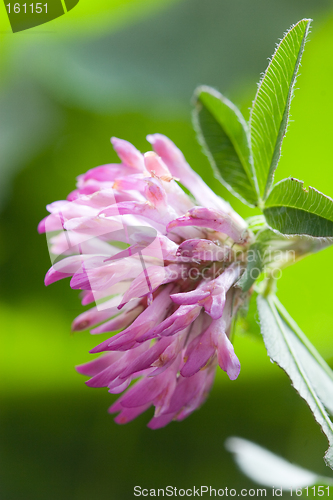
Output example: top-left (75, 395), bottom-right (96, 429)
top-left (258, 295), bottom-right (333, 469)
top-left (193, 86), bottom-right (258, 207)
top-left (250, 19), bottom-right (312, 200)
top-left (264, 177), bottom-right (333, 240)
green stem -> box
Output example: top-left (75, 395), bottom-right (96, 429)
top-left (261, 275), bottom-right (277, 298)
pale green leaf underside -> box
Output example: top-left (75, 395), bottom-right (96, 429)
top-left (226, 437), bottom-right (332, 489)
top-left (250, 19), bottom-right (311, 200)
top-left (264, 178), bottom-right (333, 237)
top-left (193, 86), bottom-right (258, 206)
top-left (257, 295), bottom-right (333, 469)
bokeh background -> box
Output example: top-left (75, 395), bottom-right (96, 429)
top-left (1, 1), bottom-right (333, 498)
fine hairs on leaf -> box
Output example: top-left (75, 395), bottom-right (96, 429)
top-left (250, 19), bottom-right (311, 201)
top-left (192, 19), bottom-right (333, 244)
top-left (193, 86), bottom-right (258, 207)
top-left (264, 177), bottom-right (333, 237)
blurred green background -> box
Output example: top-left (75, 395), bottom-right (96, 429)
top-left (1, 1), bottom-right (333, 498)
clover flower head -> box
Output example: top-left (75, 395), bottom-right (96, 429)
top-left (39, 134), bottom-right (252, 428)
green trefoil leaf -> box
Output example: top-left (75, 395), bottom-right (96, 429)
top-left (193, 86), bottom-right (258, 207)
top-left (250, 19), bottom-right (311, 201)
top-left (264, 177), bottom-right (333, 237)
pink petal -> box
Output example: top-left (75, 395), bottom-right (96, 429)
top-left (81, 291), bottom-right (95, 306)
top-left (73, 188), bottom-right (119, 209)
top-left (90, 285), bottom-right (173, 352)
top-left (118, 264), bottom-right (188, 307)
top-left (38, 214), bottom-right (63, 234)
top-left (46, 200), bottom-right (69, 213)
top-left (111, 137), bottom-right (145, 171)
top-left (147, 412), bottom-right (177, 429)
top-left (112, 404), bottom-right (152, 424)
top-left (171, 289), bottom-right (210, 306)
top-left (85, 342), bottom-right (149, 388)
top-left (150, 329), bottom-right (187, 375)
top-left (75, 352), bottom-right (123, 376)
top-left (139, 304), bottom-right (201, 342)
top-left (216, 332), bottom-right (240, 380)
top-left (80, 164), bottom-right (136, 183)
top-left (171, 263), bottom-right (241, 320)
top-left (70, 258), bottom-right (143, 291)
top-left (120, 357), bottom-right (179, 409)
top-left (120, 377), bottom-right (164, 408)
top-left (113, 175), bottom-right (147, 193)
top-left (100, 199), bottom-right (177, 229)
top-left (176, 239), bottom-right (232, 262)
top-left (119, 337), bottom-right (173, 379)
top-left (71, 296), bottom-right (122, 331)
top-left (45, 255), bottom-right (102, 287)
top-left (167, 207), bottom-right (248, 244)
top-left (181, 326), bottom-right (216, 377)
top-left (153, 374), bottom-right (178, 417)
top-left (147, 134), bottom-right (233, 213)
top-left (144, 177), bottom-right (168, 207)
top-left (164, 372), bottom-right (206, 415)
top-left (64, 216), bottom-right (123, 238)
top-left (118, 266), bottom-right (167, 306)
top-left (144, 151), bottom-right (171, 177)
top-left (176, 366), bottom-right (216, 420)
top-left (108, 377), bottom-right (132, 393)
top-left (45, 269), bottom-right (72, 286)
top-left (91, 305), bottom-right (144, 334)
